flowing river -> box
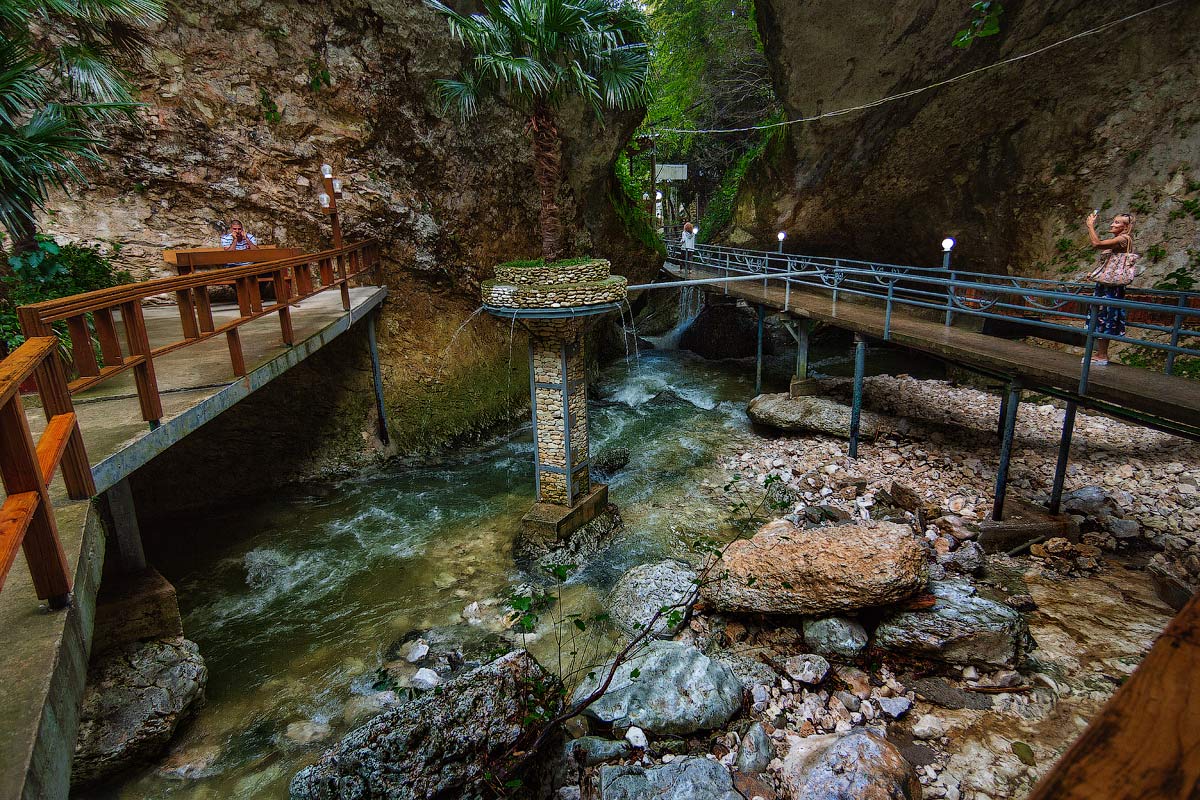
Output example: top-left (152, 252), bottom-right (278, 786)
top-left (110, 341), bottom-right (943, 799)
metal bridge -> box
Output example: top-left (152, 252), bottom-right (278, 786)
top-left (647, 240), bottom-right (1200, 521)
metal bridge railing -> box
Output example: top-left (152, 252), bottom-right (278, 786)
top-left (664, 241), bottom-right (1200, 377)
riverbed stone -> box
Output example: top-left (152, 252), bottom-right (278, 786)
top-left (747, 393), bottom-right (881, 439)
top-left (72, 637), bottom-right (207, 787)
top-left (572, 641), bottom-right (742, 735)
top-left (786, 730), bottom-right (921, 800)
top-left (701, 519), bottom-right (928, 615)
top-left (738, 722), bottom-right (774, 774)
top-left (803, 616), bottom-right (869, 658)
top-left (289, 651), bottom-right (556, 800)
top-left (783, 653), bottom-right (830, 685)
top-left (608, 560), bottom-right (697, 638)
top-left (874, 579), bottom-right (1028, 668)
top-left (600, 757), bottom-right (742, 800)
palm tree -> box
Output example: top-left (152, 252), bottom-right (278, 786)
top-left (427, 0), bottom-right (650, 260)
top-left (0, 0), bottom-right (165, 255)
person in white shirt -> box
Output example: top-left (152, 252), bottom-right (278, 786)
top-left (680, 222), bottom-right (697, 272)
top-left (221, 219), bottom-right (258, 251)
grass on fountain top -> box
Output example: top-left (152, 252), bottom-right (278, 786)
top-left (496, 256), bottom-right (605, 269)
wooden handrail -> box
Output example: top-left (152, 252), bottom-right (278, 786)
top-left (0, 337), bottom-right (95, 609)
top-left (17, 239), bottom-right (382, 427)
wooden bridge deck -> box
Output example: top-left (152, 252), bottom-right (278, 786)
top-left (665, 262), bottom-right (1200, 432)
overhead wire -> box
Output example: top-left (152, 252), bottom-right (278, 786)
top-left (652, 0), bottom-right (1182, 136)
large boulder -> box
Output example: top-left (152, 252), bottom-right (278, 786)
top-left (783, 731), bottom-right (922, 800)
top-left (747, 393), bottom-right (881, 439)
top-left (702, 520), bottom-right (928, 615)
top-left (572, 641), bottom-right (742, 735)
top-left (874, 580), bottom-right (1028, 668)
top-left (72, 637), bottom-right (207, 786)
top-left (289, 651), bottom-right (556, 799)
top-left (600, 757), bottom-right (742, 800)
top-left (608, 561), bottom-right (697, 638)
top-left (803, 616), bottom-right (869, 659)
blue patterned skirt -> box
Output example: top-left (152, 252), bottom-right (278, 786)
top-left (1094, 283), bottom-right (1126, 337)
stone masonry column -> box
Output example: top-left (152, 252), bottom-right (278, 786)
top-left (530, 328), bottom-right (590, 507)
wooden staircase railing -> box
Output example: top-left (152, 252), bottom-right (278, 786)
top-left (0, 337), bottom-right (95, 609)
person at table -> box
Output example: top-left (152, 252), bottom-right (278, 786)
top-left (221, 219), bottom-right (258, 252)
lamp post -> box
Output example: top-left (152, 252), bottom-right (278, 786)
top-left (319, 163), bottom-right (344, 248)
top-left (941, 237), bottom-right (956, 269)
top-left (777, 230), bottom-right (787, 254)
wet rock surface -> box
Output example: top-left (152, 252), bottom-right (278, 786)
top-left (72, 637), bottom-right (207, 787)
top-left (289, 651), bottom-right (555, 800)
top-left (702, 519), bottom-right (928, 615)
top-left (608, 560), bottom-right (697, 638)
top-left (572, 641), bottom-right (742, 735)
top-left (788, 731), bottom-right (921, 800)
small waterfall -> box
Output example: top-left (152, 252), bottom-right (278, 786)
top-left (647, 286), bottom-right (704, 350)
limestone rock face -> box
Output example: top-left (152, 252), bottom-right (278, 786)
top-left (289, 651), bottom-right (555, 800)
top-left (740, 1), bottom-right (1200, 289)
top-left (702, 520), bottom-right (928, 615)
top-left (572, 641), bottom-right (742, 735)
top-left (600, 757), bottom-right (742, 800)
top-left (874, 579), bottom-right (1029, 668)
top-left (786, 731), bottom-right (922, 800)
top-left (747, 393), bottom-right (880, 439)
top-left (608, 560), bottom-right (697, 638)
top-left (72, 637), bottom-right (207, 786)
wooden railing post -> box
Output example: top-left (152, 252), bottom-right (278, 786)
top-left (272, 269), bottom-right (294, 346)
top-left (32, 352), bottom-right (95, 500)
top-left (65, 316), bottom-right (100, 377)
top-left (119, 301), bottom-right (163, 425)
top-left (93, 308), bottom-right (125, 366)
top-left (0, 396), bottom-right (72, 607)
top-left (175, 289), bottom-right (200, 339)
top-left (337, 253), bottom-right (351, 310)
top-left (319, 257), bottom-right (334, 288)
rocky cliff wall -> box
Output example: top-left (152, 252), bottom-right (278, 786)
top-left (40, 0), bottom-right (659, 454)
top-left (734, 0), bottom-right (1199, 284)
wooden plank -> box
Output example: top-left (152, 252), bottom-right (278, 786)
top-left (272, 270), bottom-right (294, 345)
top-left (120, 301), bottom-right (163, 423)
top-left (65, 316), bottom-right (99, 377)
top-left (226, 328), bottom-right (246, 377)
top-left (0, 338), bottom-right (57, 408)
top-left (1025, 589), bottom-right (1200, 800)
top-left (93, 308), bottom-right (125, 367)
top-left (175, 289), bottom-right (200, 339)
top-left (162, 246), bottom-right (302, 267)
top-left (34, 413), bottom-right (75, 486)
top-left (67, 360), bottom-right (143, 394)
top-left (34, 355), bottom-right (93, 499)
top-left (0, 492), bottom-right (39, 592)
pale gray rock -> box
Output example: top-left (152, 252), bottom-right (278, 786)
top-left (600, 757), bottom-right (742, 800)
top-left (913, 714), bottom-right (945, 740)
top-left (874, 579), bottom-right (1029, 668)
top-left (803, 616), bottom-right (869, 658)
top-left (72, 637), bottom-right (207, 787)
top-left (572, 641), bottom-right (742, 735)
top-left (608, 560), bottom-right (696, 638)
top-left (737, 722), bottom-right (773, 774)
top-left (940, 540), bottom-right (986, 575)
top-left (876, 696), bottom-right (912, 719)
top-left (783, 653), bottom-right (830, 685)
top-left (747, 393), bottom-right (881, 439)
top-left (290, 651), bottom-right (555, 800)
top-left (789, 731), bottom-right (921, 800)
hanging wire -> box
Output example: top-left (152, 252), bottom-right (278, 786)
top-left (653, 0), bottom-right (1182, 136)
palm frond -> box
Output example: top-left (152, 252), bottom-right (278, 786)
top-left (57, 41), bottom-right (136, 104)
top-left (433, 74), bottom-right (481, 122)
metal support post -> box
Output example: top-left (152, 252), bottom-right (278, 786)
top-left (104, 477), bottom-right (146, 574)
top-left (1165, 294), bottom-right (1186, 375)
top-left (367, 312), bottom-right (390, 445)
top-left (528, 340), bottom-right (541, 499)
top-left (1048, 401), bottom-right (1077, 514)
top-left (561, 338), bottom-right (574, 506)
top-left (755, 304), bottom-right (765, 395)
top-left (992, 380), bottom-right (1022, 521)
top-left (997, 389), bottom-right (1009, 439)
top-left (945, 270), bottom-right (957, 327)
top-left (849, 334), bottom-right (866, 459)
top-left (884, 282), bottom-right (894, 340)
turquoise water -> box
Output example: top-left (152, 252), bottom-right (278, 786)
top-left (106, 343), bottom-right (941, 799)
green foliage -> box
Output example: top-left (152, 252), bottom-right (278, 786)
top-left (306, 57), bottom-right (332, 92)
top-left (952, 1), bottom-right (1004, 48)
top-left (1145, 243), bottom-right (1167, 263)
top-left (1154, 262), bottom-right (1196, 292)
top-left (696, 112), bottom-right (786, 241)
top-left (1119, 344), bottom-right (1199, 381)
top-left (427, 0), bottom-right (650, 121)
top-left (0, 0), bottom-right (166, 242)
top-left (496, 256), bottom-right (602, 269)
top-left (258, 87), bottom-right (281, 123)
top-left (1168, 198), bottom-right (1200, 221)
top-left (1, 236), bottom-right (131, 355)
top-left (611, 152), bottom-right (665, 257)
top-left (1129, 188), bottom-right (1154, 216)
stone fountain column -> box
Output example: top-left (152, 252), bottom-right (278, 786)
top-left (483, 259), bottom-right (626, 538)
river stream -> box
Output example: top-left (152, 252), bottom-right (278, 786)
top-left (107, 341), bottom-right (940, 799)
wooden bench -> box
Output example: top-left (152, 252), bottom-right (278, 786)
top-left (164, 246), bottom-right (306, 313)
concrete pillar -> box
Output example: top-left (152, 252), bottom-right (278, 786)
top-left (102, 478), bottom-right (146, 574)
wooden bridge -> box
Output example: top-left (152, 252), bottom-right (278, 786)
top-left (0, 240), bottom-right (385, 799)
top-left (658, 244), bottom-right (1200, 800)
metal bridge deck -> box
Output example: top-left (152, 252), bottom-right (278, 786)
top-left (664, 262), bottom-right (1200, 433)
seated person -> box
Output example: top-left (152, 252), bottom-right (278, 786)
top-left (221, 219), bottom-right (258, 252)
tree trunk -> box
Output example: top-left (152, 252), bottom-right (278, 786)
top-left (7, 204), bottom-right (38, 254)
top-left (529, 106), bottom-right (564, 261)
